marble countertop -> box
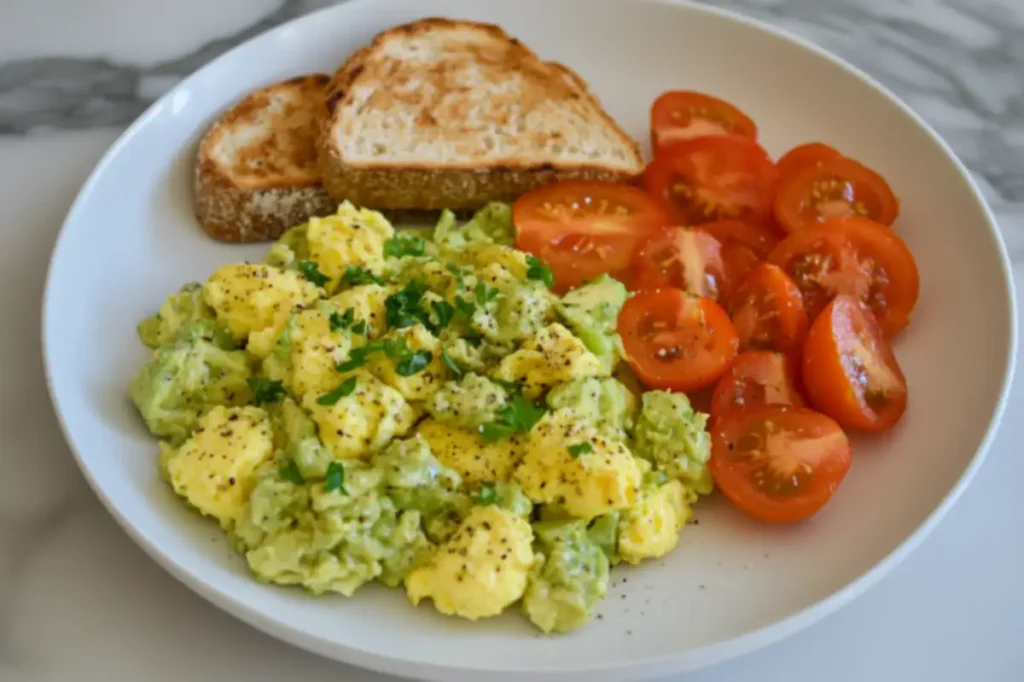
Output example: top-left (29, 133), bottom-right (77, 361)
top-left (1, 0), bottom-right (1022, 680)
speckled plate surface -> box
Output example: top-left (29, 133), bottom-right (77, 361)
top-left (42, 0), bottom-right (1015, 679)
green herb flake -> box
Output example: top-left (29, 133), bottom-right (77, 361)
top-left (316, 376), bottom-right (358, 406)
top-left (446, 263), bottom-right (466, 290)
top-left (440, 350), bottom-right (464, 379)
top-left (475, 280), bottom-right (499, 306)
top-left (567, 441), bottom-right (594, 457)
top-left (479, 395), bottom-right (546, 442)
top-left (340, 265), bottom-right (384, 287)
top-left (492, 378), bottom-right (523, 393)
top-left (324, 461), bottom-right (348, 494)
top-left (297, 260), bottom-right (330, 287)
top-left (351, 320), bottom-right (367, 335)
top-left (395, 350), bottom-right (432, 377)
top-left (383, 233), bottom-right (427, 259)
top-left (329, 308), bottom-right (354, 332)
top-left (385, 280), bottom-right (429, 329)
top-left (279, 460), bottom-right (305, 485)
top-left (247, 378), bottom-right (286, 404)
top-left (476, 483), bottom-right (497, 505)
top-left (526, 255), bottom-right (555, 288)
top-left (453, 296), bottom-right (476, 320)
top-left (431, 300), bottom-right (454, 330)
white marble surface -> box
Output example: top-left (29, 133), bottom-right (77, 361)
top-left (1, 0), bottom-right (1022, 680)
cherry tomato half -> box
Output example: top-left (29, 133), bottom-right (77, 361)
top-left (699, 219), bottom-right (780, 260)
top-left (775, 142), bottom-right (842, 179)
top-left (651, 91), bottom-right (758, 153)
top-left (630, 227), bottom-right (727, 300)
top-left (774, 156), bottom-right (900, 233)
top-left (729, 263), bottom-right (809, 356)
top-left (768, 216), bottom-right (920, 337)
top-left (618, 288), bottom-right (738, 392)
top-left (644, 135), bottom-right (777, 226)
top-left (710, 350), bottom-right (805, 423)
top-left (514, 181), bottom-right (671, 292)
top-left (710, 404), bottom-right (852, 524)
top-left (803, 295), bottom-right (908, 432)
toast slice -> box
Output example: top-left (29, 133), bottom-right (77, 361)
top-left (194, 74), bottom-right (338, 242)
top-left (318, 18), bottom-right (644, 211)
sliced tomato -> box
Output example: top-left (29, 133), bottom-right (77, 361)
top-left (618, 289), bottom-right (738, 392)
top-left (651, 91), bottom-right (758, 152)
top-left (803, 295), bottom-right (908, 432)
top-left (729, 263), bottom-right (809, 356)
top-left (710, 351), bottom-right (805, 423)
top-left (699, 219), bottom-right (780, 260)
top-left (514, 181), bottom-right (671, 292)
top-left (768, 217), bottom-right (920, 337)
top-left (775, 142), bottom-right (842, 179)
top-left (710, 405), bottom-right (852, 524)
top-left (630, 227), bottom-right (727, 299)
top-left (644, 135), bottom-right (777, 226)
top-left (774, 156), bottom-right (899, 233)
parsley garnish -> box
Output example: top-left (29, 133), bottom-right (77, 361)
top-left (383, 233), bottom-right (428, 258)
top-left (280, 460), bottom-right (305, 485)
top-left (463, 331), bottom-right (484, 347)
top-left (453, 296), bottom-right (476, 320)
top-left (385, 280), bottom-right (429, 329)
top-left (330, 308), bottom-right (354, 332)
top-left (297, 260), bottom-right (330, 287)
top-left (316, 376), bottom-right (357, 406)
top-left (395, 350), bottom-right (432, 377)
top-left (247, 378), bottom-right (286, 404)
top-left (351, 320), bottom-right (367, 335)
top-left (567, 441), bottom-right (593, 457)
top-left (431, 300), bottom-right (454, 330)
top-left (340, 265), bottom-right (384, 287)
top-left (492, 378), bottom-right (523, 393)
top-left (475, 280), bottom-right (499, 306)
top-left (526, 255), bottom-right (555, 288)
top-left (324, 461), bottom-right (348, 494)
top-left (440, 350), bottom-right (464, 379)
top-left (335, 338), bottom-right (430, 376)
top-left (476, 483), bottom-right (497, 505)
top-left (446, 263), bottom-right (466, 290)
top-left (479, 395), bottom-right (547, 442)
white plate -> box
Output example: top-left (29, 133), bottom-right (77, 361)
top-left (43, 0), bottom-right (1016, 680)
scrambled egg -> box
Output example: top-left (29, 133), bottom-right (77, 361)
top-left (515, 409), bottom-right (642, 519)
top-left (494, 323), bottom-right (603, 398)
top-left (202, 263), bottom-right (319, 356)
top-left (416, 418), bottom-right (522, 485)
top-left (306, 202), bottom-right (393, 282)
top-left (368, 324), bottom-right (446, 402)
top-left (307, 370), bottom-right (418, 460)
top-left (459, 244), bottom-right (530, 280)
top-left (405, 505), bottom-right (534, 620)
top-left (162, 405), bottom-right (273, 528)
top-left (330, 283), bottom-right (392, 340)
top-left (618, 479), bottom-right (691, 565)
top-left (288, 308), bottom-right (353, 407)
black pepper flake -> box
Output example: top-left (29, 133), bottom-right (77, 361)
top-left (228, 414), bottom-right (239, 422)
top-left (228, 477), bottom-right (236, 486)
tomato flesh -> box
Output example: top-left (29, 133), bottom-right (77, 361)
top-left (618, 289), bottom-right (738, 392)
top-left (630, 227), bottom-right (726, 299)
top-left (729, 263), bottom-right (809, 356)
top-left (711, 350), bottom-right (805, 423)
top-left (644, 135), bottom-right (777, 226)
top-left (803, 295), bottom-right (908, 432)
top-left (651, 91), bottom-right (758, 152)
top-left (774, 156), bottom-right (899, 233)
top-left (710, 405), bottom-right (852, 524)
top-left (699, 219), bottom-right (779, 260)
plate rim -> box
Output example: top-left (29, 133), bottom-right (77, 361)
top-left (41, 0), bottom-right (1019, 678)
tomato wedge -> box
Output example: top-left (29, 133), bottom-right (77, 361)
top-left (651, 91), bottom-right (758, 152)
top-left (774, 156), bottom-right (900, 233)
top-left (644, 135), bottom-right (777, 226)
top-left (768, 217), bottom-right (920, 337)
top-left (775, 142), bottom-right (842, 179)
top-left (514, 181), bottom-right (670, 292)
top-left (803, 295), bottom-right (908, 432)
top-left (729, 263), bottom-right (809, 356)
top-left (699, 219), bottom-right (780, 260)
top-left (630, 227), bottom-right (727, 299)
top-left (618, 289), bottom-right (738, 392)
top-left (710, 405), bottom-right (852, 524)
top-left (710, 351), bottom-right (805, 423)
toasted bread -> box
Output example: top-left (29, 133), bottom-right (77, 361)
top-left (317, 18), bottom-right (644, 211)
top-left (194, 74), bottom-right (337, 242)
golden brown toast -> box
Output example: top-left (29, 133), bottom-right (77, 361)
top-left (317, 18), bottom-right (644, 211)
top-left (194, 74), bottom-right (337, 242)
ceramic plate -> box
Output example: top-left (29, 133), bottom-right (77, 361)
top-left (42, 0), bottom-right (1016, 680)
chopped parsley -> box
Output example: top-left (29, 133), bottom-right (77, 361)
top-left (476, 483), bottom-right (497, 505)
top-left (453, 296), bottom-right (476, 320)
top-left (351, 320), bottom-right (367, 335)
top-left (567, 441), bottom-right (593, 457)
top-left (431, 300), bottom-right (454, 330)
top-left (335, 338), bottom-right (430, 376)
top-left (475, 280), bottom-right (499, 306)
top-left (446, 263), bottom-right (466, 289)
top-left (440, 350), bottom-right (465, 379)
top-left (279, 460), bottom-right (305, 485)
top-left (383, 233), bottom-right (428, 258)
top-left (492, 378), bottom-right (523, 393)
top-left (385, 280), bottom-right (429, 329)
top-left (340, 265), bottom-right (384, 287)
top-left (479, 395), bottom-right (546, 442)
top-left (329, 308), bottom-right (354, 332)
top-left (297, 260), bottom-right (330, 287)
top-left (395, 350), bottom-right (433, 377)
top-left (324, 461), bottom-right (348, 494)
top-left (526, 255), bottom-right (555, 288)
top-left (247, 378), bottom-right (286, 404)
top-left (316, 376), bottom-right (357, 406)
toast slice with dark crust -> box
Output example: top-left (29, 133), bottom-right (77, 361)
top-left (194, 74), bottom-right (337, 242)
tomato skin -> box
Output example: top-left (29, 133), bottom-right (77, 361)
top-left (728, 263), bottom-right (809, 356)
top-left (699, 219), bottom-right (780, 260)
top-left (618, 289), bottom-right (739, 392)
top-left (651, 91), bottom-right (758, 152)
top-left (514, 181), bottom-right (671, 292)
top-left (775, 142), bottom-right (842, 179)
top-left (630, 227), bottom-right (727, 299)
top-left (643, 135), bottom-right (778, 226)
top-left (803, 295), bottom-right (908, 432)
top-left (710, 405), bottom-right (852, 524)
top-left (710, 350), bottom-right (805, 423)
top-left (773, 156), bottom-right (900, 233)
top-left (768, 216), bottom-right (920, 337)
